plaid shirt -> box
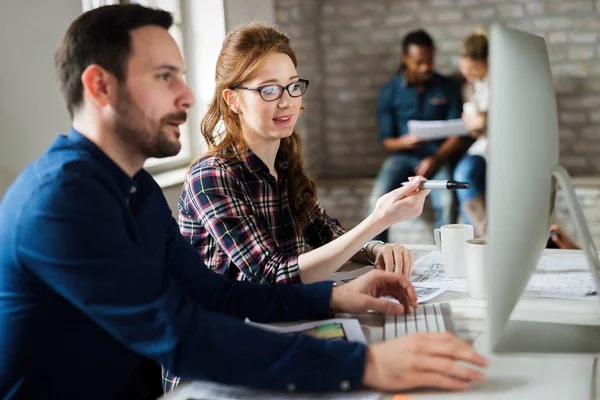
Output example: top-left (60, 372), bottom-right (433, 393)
top-left (178, 149), bottom-right (345, 284)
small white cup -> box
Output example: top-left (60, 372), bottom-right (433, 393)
top-left (433, 224), bottom-right (474, 278)
top-left (465, 238), bottom-right (488, 299)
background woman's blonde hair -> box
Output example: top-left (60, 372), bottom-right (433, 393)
top-left (198, 22), bottom-right (316, 230)
top-left (460, 26), bottom-right (489, 62)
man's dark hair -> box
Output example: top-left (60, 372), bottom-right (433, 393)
top-left (55, 4), bottom-right (173, 118)
top-left (402, 29), bottom-right (435, 55)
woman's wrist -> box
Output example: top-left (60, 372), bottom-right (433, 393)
top-left (361, 240), bottom-right (386, 264)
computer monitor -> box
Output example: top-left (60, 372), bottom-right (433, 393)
top-left (484, 24), bottom-right (600, 353)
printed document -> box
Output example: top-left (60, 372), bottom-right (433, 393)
top-left (246, 318), bottom-right (368, 343)
top-left (330, 265), bottom-right (449, 303)
top-left (160, 380), bottom-right (381, 400)
top-left (412, 250), bottom-right (598, 300)
top-left (408, 119), bottom-right (470, 140)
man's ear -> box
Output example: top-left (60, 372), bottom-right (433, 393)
top-left (222, 89), bottom-right (240, 113)
top-left (81, 64), bottom-right (116, 108)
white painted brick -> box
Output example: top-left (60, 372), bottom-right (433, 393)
top-left (389, 1), bottom-right (421, 13)
top-left (323, 3), bottom-right (335, 16)
top-left (437, 10), bottom-right (463, 22)
top-left (446, 25), bottom-right (478, 39)
top-left (497, 4), bottom-right (525, 18)
top-left (533, 17), bottom-right (573, 31)
top-left (553, 78), bottom-right (579, 93)
top-left (548, 32), bottom-right (568, 45)
top-left (457, 0), bottom-right (478, 6)
top-left (418, 12), bottom-right (436, 23)
top-left (571, 142), bottom-right (600, 154)
top-left (560, 111), bottom-right (588, 124)
top-left (570, 32), bottom-right (597, 44)
top-left (385, 14), bottom-right (414, 26)
top-left (276, 0), bottom-right (600, 179)
top-left (547, 1), bottom-right (593, 14)
top-left (574, 18), bottom-right (600, 31)
top-left (590, 112), bottom-right (600, 123)
top-left (525, 2), bottom-right (545, 15)
top-left (569, 46), bottom-right (596, 61)
top-left (582, 126), bottom-right (600, 138)
top-left (559, 128), bottom-right (576, 139)
top-left (467, 7), bottom-right (496, 20)
top-left (430, 0), bottom-right (454, 7)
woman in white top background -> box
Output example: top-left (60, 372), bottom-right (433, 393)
top-left (454, 28), bottom-right (489, 237)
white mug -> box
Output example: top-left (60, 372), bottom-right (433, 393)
top-left (433, 224), bottom-right (474, 278)
top-left (465, 238), bottom-right (488, 299)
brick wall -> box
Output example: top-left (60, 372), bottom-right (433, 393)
top-left (275, 0), bottom-right (600, 178)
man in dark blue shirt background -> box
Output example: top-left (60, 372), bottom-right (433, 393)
top-left (0, 5), bottom-right (487, 399)
top-left (369, 30), bottom-right (466, 242)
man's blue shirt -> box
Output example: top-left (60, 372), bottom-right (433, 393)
top-left (377, 72), bottom-right (463, 157)
top-left (0, 128), bottom-right (366, 399)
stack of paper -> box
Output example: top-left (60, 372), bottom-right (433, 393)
top-left (408, 119), bottom-right (469, 140)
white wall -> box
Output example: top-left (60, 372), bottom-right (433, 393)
top-left (162, 0), bottom-right (275, 213)
top-left (0, 0), bottom-right (274, 209)
top-left (223, 0), bottom-right (274, 30)
top-left (0, 0), bottom-right (82, 198)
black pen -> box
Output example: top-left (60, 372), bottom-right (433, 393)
top-left (401, 180), bottom-right (470, 190)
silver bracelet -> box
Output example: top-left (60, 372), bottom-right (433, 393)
top-left (360, 240), bottom-right (386, 264)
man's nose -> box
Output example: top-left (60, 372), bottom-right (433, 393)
top-left (178, 83), bottom-right (195, 110)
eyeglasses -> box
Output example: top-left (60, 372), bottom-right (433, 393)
top-left (231, 79), bottom-right (309, 102)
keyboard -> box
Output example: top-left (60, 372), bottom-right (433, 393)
top-left (383, 302), bottom-right (456, 339)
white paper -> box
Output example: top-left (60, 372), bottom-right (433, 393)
top-left (161, 380), bottom-right (381, 400)
top-left (408, 118), bottom-right (470, 140)
top-left (382, 282), bottom-right (451, 305)
top-left (412, 250), bottom-right (598, 300)
top-left (245, 318), bottom-right (368, 343)
top-left (413, 281), bottom-right (453, 303)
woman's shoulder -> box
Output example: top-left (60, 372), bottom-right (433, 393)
top-left (190, 154), bottom-right (240, 171)
top-left (186, 155), bottom-right (242, 180)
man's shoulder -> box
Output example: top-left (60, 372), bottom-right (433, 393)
top-left (382, 74), bottom-right (404, 90)
top-left (5, 146), bottom-right (118, 214)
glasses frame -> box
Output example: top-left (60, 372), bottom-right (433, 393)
top-left (231, 79), bottom-right (309, 102)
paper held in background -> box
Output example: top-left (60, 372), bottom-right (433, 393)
top-left (408, 118), bottom-right (470, 140)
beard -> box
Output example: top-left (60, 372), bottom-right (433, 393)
top-left (113, 86), bottom-right (187, 159)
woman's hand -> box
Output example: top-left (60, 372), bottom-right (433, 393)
top-left (463, 111), bottom-right (486, 135)
top-left (373, 243), bottom-right (414, 277)
top-left (371, 177), bottom-right (430, 228)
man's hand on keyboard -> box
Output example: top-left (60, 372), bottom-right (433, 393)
top-left (362, 333), bottom-right (488, 391)
top-left (330, 269), bottom-right (417, 314)
top-left (373, 243), bottom-right (414, 277)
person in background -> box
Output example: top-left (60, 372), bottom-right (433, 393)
top-left (454, 28), bottom-right (490, 237)
top-left (0, 5), bottom-right (489, 398)
top-left (549, 224), bottom-right (580, 249)
top-left (178, 23), bottom-right (424, 286)
top-left (369, 29), bottom-right (464, 242)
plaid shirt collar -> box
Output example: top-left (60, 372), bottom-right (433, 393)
top-left (240, 148), bottom-right (289, 178)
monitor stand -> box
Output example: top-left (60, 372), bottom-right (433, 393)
top-left (475, 165), bottom-right (600, 354)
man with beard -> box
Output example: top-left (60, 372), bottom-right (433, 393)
top-left (368, 30), bottom-right (465, 242)
top-left (0, 5), bottom-right (487, 400)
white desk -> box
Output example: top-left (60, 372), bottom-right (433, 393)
top-left (163, 245), bottom-right (600, 400)
top-left (347, 245), bottom-right (600, 399)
